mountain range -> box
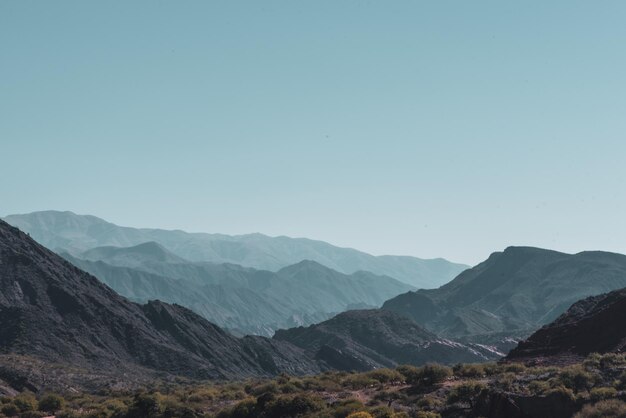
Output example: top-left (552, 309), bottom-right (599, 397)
top-left (382, 246), bottom-right (626, 349)
top-left (0, 219), bottom-right (494, 392)
top-left (61, 244), bottom-right (413, 335)
top-left (3, 211), bottom-right (468, 289)
top-left (0, 219), bottom-right (322, 384)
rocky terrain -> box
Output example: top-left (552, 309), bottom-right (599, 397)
top-left (0, 219), bottom-right (322, 385)
top-left (382, 246), bottom-right (626, 349)
top-left (507, 287), bottom-right (626, 363)
top-left (274, 309), bottom-right (502, 371)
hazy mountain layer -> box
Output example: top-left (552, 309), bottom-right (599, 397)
top-left (3, 211), bottom-right (468, 288)
top-left (64, 248), bottom-right (413, 335)
top-left (382, 246), bottom-right (626, 345)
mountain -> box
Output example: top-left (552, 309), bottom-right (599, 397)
top-left (0, 219), bottom-right (510, 393)
top-left (382, 246), bottom-right (626, 347)
top-left (3, 211), bottom-right (468, 288)
top-left (506, 287), bottom-right (626, 363)
top-left (273, 309), bottom-right (502, 371)
top-left (79, 241), bottom-right (189, 267)
top-left (62, 247), bottom-right (414, 335)
top-left (0, 219), bottom-right (322, 387)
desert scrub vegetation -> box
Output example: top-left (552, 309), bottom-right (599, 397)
top-left (2, 354), bottom-right (626, 417)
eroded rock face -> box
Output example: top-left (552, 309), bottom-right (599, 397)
top-left (473, 391), bottom-right (580, 418)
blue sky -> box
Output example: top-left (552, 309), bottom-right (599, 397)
top-left (1, 1), bottom-right (625, 265)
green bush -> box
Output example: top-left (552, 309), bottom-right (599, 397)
top-left (398, 364), bottom-right (451, 388)
top-left (574, 399), bottom-right (626, 418)
top-left (502, 363), bottom-right (526, 374)
top-left (528, 380), bottom-right (551, 395)
top-left (544, 386), bottom-right (575, 402)
top-left (125, 393), bottom-right (162, 418)
top-left (330, 399), bottom-right (364, 418)
top-left (1, 403), bottom-right (19, 417)
top-left (446, 381), bottom-right (486, 407)
top-left (454, 363), bottom-right (485, 378)
top-left (264, 394), bottom-right (326, 418)
top-left (415, 412), bottom-right (441, 418)
top-left (346, 412), bottom-right (373, 418)
top-left (38, 394), bottom-right (64, 414)
top-left (589, 387), bottom-right (617, 402)
top-left (217, 398), bottom-right (256, 418)
top-left (365, 369), bottom-right (403, 384)
top-left (558, 365), bottom-right (597, 392)
top-left (342, 374), bottom-right (378, 390)
top-left (12, 394), bottom-right (37, 413)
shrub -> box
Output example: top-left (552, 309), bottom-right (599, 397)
top-left (399, 364), bottom-right (451, 388)
top-left (574, 399), bottom-right (626, 418)
top-left (1, 403), bottom-right (19, 417)
top-left (342, 374), bottom-right (378, 390)
top-left (416, 413), bottom-right (441, 418)
top-left (454, 364), bottom-right (485, 378)
top-left (446, 381), bottom-right (486, 407)
top-left (558, 365), bottom-right (597, 392)
top-left (125, 393), bottom-right (162, 418)
top-left (419, 364), bottom-right (452, 386)
top-left (416, 396), bottom-right (442, 410)
top-left (502, 363), bottom-right (526, 374)
top-left (12, 394), bottom-right (36, 413)
top-left (38, 394), bottom-right (64, 414)
top-left (17, 412), bottom-right (45, 418)
top-left (264, 394), bottom-right (326, 418)
top-left (217, 399), bottom-right (256, 418)
top-left (366, 369), bottom-right (403, 384)
top-left (56, 410), bottom-right (79, 418)
top-left (346, 412), bottom-right (373, 418)
top-left (544, 386), bottom-right (575, 402)
top-left (331, 399), bottom-right (364, 418)
top-left (249, 382), bottom-right (280, 396)
top-left (589, 387), bottom-right (618, 402)
top-left (369, 406), bottom-right (394, 418)
top-left (528, 380), bottom-right (551, 395)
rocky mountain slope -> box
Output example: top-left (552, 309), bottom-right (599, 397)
top-left (3, 211), bottom-right (468, 288)
top-left (273, 309), bottom-right (502, 371)
top-left (506, 287), bottom-right (626, 362)
top-left (382, 246), bottom-right (626, 347)
top-left (0, 219), bottom-right (321, 382)
top-left (62, 245), bottom-right (414, 335)
top-left (0, 219), bottom-right (509, 394)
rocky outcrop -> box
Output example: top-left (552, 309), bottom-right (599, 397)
top-left (507, 288), bottom-right (626, 362)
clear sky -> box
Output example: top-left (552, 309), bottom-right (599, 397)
top-left (1, 1), bottom-right (625, 265)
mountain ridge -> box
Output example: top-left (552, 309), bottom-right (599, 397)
top-left (382, 246), bottom-right (626, 349)
top-left (3, 210), bottom-right (468, 288)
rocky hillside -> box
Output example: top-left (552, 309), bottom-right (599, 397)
top-left (382, 246), bottom-right (626, 348)
top-left (0, 219), bottom-right (321, 382)
top-left (274, 309), bottom-right (501, 371)
top-left (507, 287), bottom-right (626, 362)
top-left (3, 211), bottom-right (467, 288)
